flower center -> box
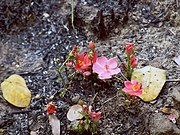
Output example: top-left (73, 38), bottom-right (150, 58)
top-left (104, 64), bottom-right (109, 71)
top-left (132, 84), bottom-right (139, 91)
top-left (78, 60), bottom-right (85, 66)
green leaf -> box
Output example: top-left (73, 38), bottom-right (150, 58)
top-left (131, 66), bottom-right (166, 102)
top-left (84, 123), bottom-right (89, 131)
top-left (1, 74), bottom-right (31, 107)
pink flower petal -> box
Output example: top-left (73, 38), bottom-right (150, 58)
top-left (129, 91), bottom-right (142, 96)
top-left (124, 81), bottom-right (133, 89)
top-left (99, 71), bottom-right (112, 79)
top-left (93, 63), bottom-right (104, 74)
top-left (131, 80), bottom-right (138, 84)
top-left (96, 56), bottom-right (107, 67)
top-left (122, 88), bottom-right (132, 93)
top-left (107, 57), bottom-right (118, 68)
top-left (109, 68), bottom-right (120, 75)
top-left (83, 71), bottom-right (91, 77)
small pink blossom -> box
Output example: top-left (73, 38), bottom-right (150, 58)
top-left (125, 43), bottom-right (134, 55)
top-left (122, 80), bottom-right (143, 96)
top-left (130, 56), bottom-right (138, 68)
top-left (90, 111), bottom-right (101, 122)
top-left (92, 56), bottom-right (120, 79)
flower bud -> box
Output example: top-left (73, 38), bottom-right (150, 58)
top-left (125, 43), bottom-right (134, 55)
top-left (79, 120), bottom-right (85, 126)
top-left (130, 56), bottom-right (138, 68)
top-left (90, 111), bottom-right (101, 122)
top-left (83, 71), bottom-right (91, 77)
top-left (82, 105), bottom-right (88, 112)
top-left (72, 45), bottom-right (78, 55)
top-left (66, 60), bottom-right (73, 67)
top-left (89, 41), bottom-right (95, 50)
top-left (120, 62), bottom-right (127, 70)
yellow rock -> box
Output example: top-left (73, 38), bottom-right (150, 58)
top-left (132, 66), bottom-right (166, 102)
top-left (1, 74), bottom-right (31, 107)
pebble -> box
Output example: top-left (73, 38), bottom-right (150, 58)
top-left (171, 89), bottom-right (180, 102)
top-left (43, 12), bottom-right (50, 18)
top-left (71, 94), bottom-right (80, 103)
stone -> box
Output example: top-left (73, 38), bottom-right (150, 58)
top-left (149, 113), bottom-right (180, 135)
top-left (171, 88), bottom-right (180, 102)
top-left (71, 94), bottom-right (80, 103)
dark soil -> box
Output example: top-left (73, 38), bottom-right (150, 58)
top-left (0, 0), bottom-right (180, 135)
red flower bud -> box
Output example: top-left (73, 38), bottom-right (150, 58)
top-left (130, 56), bottom-right (138, 68)
top-left (72, 45), bottom-right (78, 55)
top-left (82, 105), bottom-right (88, 112)
top-left (83, 71), bottom-right (91, 77)
top-left (66, 60), bottom-right (73, 67)
top-left (120, 62), bottom-right (127, 70)
top-left (90, 111), bottom-right (101, 122)
top-left (79, 120), bottom-right (85, 126)
top-left (125, 43), bottom-right (134, 55)
top-left (89, 41), bottom-right (95, 50)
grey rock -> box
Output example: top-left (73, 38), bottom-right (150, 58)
top-left (71, 94), bottom-right (80, 103)
top-left (149, 113), bottom-right (180, 135)
top-left (171, 88), bottom-right (180, 102)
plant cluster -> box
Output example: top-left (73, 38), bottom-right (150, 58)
top-left (58, 41), bottom-right (143, 134)
top-left (45, 40), bottom-right (167, 134)
top-left (75, 102), bottom-right (101, 134)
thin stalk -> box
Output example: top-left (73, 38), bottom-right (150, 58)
top-left (126, 54), bottom-right (131, 79)
top-left (71, 0), bottom-right (75, 31)
top-left (114, 76), bottom-right (124, 83)
top-left (58, 50), bottom-right (73, 86)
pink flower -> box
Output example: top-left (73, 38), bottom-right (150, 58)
top-left (90, 111), bottom-right (101, 122)
top-left (75, 52), bottom-right (91, 71)
top-left (122, 80), bottom-right (143, 96)
top-left (130, 56), bottom-right (138, 68)
top-left (92, 56), bottom-right (120, 79)
top-left (125, 43), bottom-right (134, 55)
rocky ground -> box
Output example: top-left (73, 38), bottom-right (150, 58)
top-left (0, 0), bottom-right (179, 135)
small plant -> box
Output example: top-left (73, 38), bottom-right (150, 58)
top-left (67, 102), bottom-right (101, 134)
top-left (121, 43), bottom-right (138, 80)
top-left (64, 41), bottom-right (97, 77)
